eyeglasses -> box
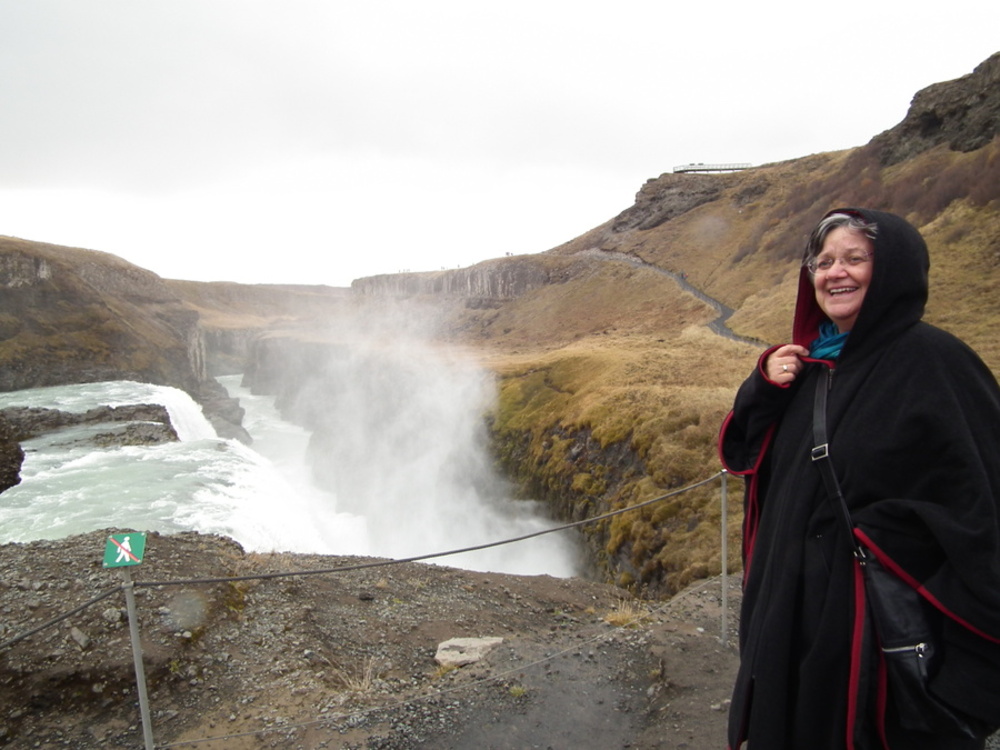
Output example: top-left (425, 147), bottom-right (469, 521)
top-left (805, 251), bottom-right (872, 274)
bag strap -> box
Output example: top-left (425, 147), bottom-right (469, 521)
top-left (811, 369), bottom-right (867, 560)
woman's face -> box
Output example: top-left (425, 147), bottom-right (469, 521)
top-left (812, 226), bottom-right (874, 333)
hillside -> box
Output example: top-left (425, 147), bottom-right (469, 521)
top-left (169, 52), bottom-right (1000, 595)
top-left (0, 236), bottom-right (247, 442)
top-left (0, 237), bottom-right (205, 391)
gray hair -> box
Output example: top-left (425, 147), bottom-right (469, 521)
top-left (804, 212), bottom-right (879, 266)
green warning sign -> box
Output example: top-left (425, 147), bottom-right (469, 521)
top-left (103, 532), bottom-right (147, 568)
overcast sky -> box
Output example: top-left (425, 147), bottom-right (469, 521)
top-left (1, 1), bottom-right (997, 287)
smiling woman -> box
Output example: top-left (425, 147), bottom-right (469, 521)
top-left (720, 207), bottom-right (1000, 749)
top-left (805, 213), bottom-right (877, 334)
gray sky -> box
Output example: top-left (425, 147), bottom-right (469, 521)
top-left (1, 1), bottom-right (997, 287)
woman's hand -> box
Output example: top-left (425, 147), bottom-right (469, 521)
top-left (765, 344), bottom-right (810, 384)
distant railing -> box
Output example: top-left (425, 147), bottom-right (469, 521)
top-left (673, 162), bottom-right (752, 173)
top-left (1, 470), bottom-right (735, 749)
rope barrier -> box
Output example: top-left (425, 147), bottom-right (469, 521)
top-left (133, 470), bottom-right (726, 590)
top-left (0, 585), bottom-right (120, 650)
top-left (0, 470), bottom-right (727, 649)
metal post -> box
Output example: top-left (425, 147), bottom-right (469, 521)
top-left (720, 469), bottom-right (729, 645)
top-left (121, 568), bottom-right (155, 750)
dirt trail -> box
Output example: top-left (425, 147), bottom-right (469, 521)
top-left (575, 248), bottom-right (764, 347)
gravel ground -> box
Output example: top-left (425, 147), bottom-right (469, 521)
top-left (0, 530), bottom-right (740, 749)
top-left (7, 530), bottom-right (992, 749)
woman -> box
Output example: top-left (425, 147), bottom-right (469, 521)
top-left (718, 207), bottom-right (1000, 749)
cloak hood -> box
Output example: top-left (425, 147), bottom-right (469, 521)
top-left (792, 208), bottom-right (930, 360)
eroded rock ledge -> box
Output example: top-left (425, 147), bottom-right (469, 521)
top-left (1, 404), bottom-right (179, 448)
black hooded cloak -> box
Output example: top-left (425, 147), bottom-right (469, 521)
top-left (719, 208), bottom-right (1000, 749)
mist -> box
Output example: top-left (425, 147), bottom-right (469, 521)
top-left (256, 303), bottom-right (583, 578)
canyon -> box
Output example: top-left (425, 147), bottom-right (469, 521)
top-left (2, 51), bottom-right (999, 592)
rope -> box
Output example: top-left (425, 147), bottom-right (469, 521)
top-left (1, 470), bottom-right (726, 647)
top-left (134, 470), bottom-right (725, 590)
top-left (0, 586), bottom-right (121, 649)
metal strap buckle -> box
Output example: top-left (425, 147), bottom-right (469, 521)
top-left (811, 444), bottom-right (829, 461)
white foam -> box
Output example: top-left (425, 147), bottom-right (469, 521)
top-left (1, 376), bottom-right (582, 578)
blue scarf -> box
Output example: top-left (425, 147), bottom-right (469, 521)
top-left (810, 320), bottom-right (849, 360)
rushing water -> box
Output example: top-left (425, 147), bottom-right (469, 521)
top-left (0, 377), bottom-right (581, 577)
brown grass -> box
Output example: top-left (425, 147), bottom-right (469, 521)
top-left (478, 317), bottom-right (754, 592)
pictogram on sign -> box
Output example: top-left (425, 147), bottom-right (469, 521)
top-left (103, 532), bottom-right (147, 568)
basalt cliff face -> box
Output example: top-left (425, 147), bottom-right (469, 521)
top-left (351, 255), bottom-right (559, 302)
top-left (0, 413), bottom-right (23, 493)
top-left (163, 280), bottom-right (353, 374)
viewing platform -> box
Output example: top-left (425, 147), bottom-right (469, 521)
top-left (673, 162), bottom-right (752, 173)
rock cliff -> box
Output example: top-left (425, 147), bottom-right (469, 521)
top-left (0, 413), bottom-right (23, 493)
top-left (0, 236), bottom-right (247, 443)
top-left (610, 172), bottom-right (727, 232)
top-left (350, 254), bottom-right (580, 302)
top-left (870, 50), bottom-right (1000, 165)
top-left (164, 280), bottom-right (353, 374)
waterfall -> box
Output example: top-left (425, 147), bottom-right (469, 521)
top-left (140, 385), bottom-right (217, 442)
top-left (0, 377), bottom-right (582, 577)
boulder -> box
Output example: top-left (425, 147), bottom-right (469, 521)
top-left (434, 636), bottom-right (504, 668)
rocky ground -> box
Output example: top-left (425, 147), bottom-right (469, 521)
top-left (0, 530), bottom-right (740, 749)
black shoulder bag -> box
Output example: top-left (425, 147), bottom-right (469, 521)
top-left (811, 372), bottom-right (980, 737)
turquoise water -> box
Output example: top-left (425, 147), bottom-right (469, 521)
top-left (0, 377), bottom-right (580, 577)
